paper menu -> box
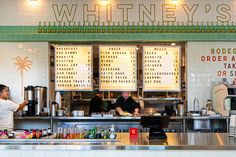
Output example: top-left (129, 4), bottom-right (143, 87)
top-left (143, 46), bottom-right (181, 91)
top-left (99, 45), bottom-right (137, 91)
top-left (55, 45), bottom-right (93, 91)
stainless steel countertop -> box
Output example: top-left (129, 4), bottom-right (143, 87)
top-left (0, 133), bottom-right (235, 150)
top-left (14, 116), bottom-right (230, 120)
top-left (14, 116), bottom-right (141, 120)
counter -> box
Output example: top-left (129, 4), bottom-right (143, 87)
top-left (14, 116), bottom-right (230, 133)
top-left (13, 115), bottom-right (230, 120)
top-left (0, 133), bottom-right (235, 150)
top-left (0, 133), bottom-right (236, 157)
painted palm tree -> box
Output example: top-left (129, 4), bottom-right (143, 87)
top-left (14, 56), bottom-right (33, 95)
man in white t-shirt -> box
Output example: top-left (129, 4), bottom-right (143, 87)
top-left (0, 84), bottom-right (28, 131)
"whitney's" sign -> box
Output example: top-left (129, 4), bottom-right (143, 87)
top-left (0, 0), bottom-right (235, 26)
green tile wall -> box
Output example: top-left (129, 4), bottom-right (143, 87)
top-left (0, 26), bottom-right (236, 42)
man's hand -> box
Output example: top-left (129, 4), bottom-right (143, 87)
top-left (17, 100), bottom-right (28, 111)
top-left (23, 100), bottom-right (29, 105)
top-left (116, 107), bottom-right (124, 116)
top-left (133, 108), bottom-right (140, 116)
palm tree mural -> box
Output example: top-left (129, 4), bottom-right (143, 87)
top-left (14, 56), bottom-right (33, 95)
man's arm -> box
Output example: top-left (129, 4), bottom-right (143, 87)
top-left (17, 100), bottom-right (28, 111)
top-left (115, 97), bottom-right (124, 115)
top-left (133, 108), bottom-right (140, 115)
top-left (133, 101), bottom-right (141, 115)
top-left (115, 106), bottom-right (124, 115)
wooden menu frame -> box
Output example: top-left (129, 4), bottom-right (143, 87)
top-left (99, 45), bottom-right (137, 91)
top-left (142, 45), bottom-right (181, 92)
top-left (55, 45), bottom-right (93, 91)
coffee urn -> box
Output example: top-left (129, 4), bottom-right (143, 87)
top-left (35, 86), bottom-right (47, 116)
top-left (24, 86), bottom-right (36, 116)
top-left (177, 101), bottom-right (185, 116)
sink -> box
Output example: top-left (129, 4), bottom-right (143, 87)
top-left (189, 112), bottom-right (210, 130)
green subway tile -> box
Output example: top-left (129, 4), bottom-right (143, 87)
top-left (0, 25), bottom-right (236, 42)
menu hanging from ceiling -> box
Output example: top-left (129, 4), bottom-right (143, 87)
top-left (99, 45), bottom-right (137, 91)
top-left (143, 46), bottom-right (181, 91)
top-left (55, 45), bottom-right (93, 91)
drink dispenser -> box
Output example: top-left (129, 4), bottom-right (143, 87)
top-left (24, 85), bottom-right (47, 116)
top-left (24, 86), bottom-right (36, 116)
top-left (35, 86), bottom-right (47, 116)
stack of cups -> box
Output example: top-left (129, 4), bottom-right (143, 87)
top-left (229, 115), bottom-right (236, 137)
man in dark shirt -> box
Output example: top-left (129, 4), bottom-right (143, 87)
top-left (115, 91), bottom-right (140, 116)
top-left (89, 91), bottom-right (103, 115)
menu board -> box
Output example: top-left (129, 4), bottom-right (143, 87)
top-left (99, 45), bottom-right (137, 91)
top-left (55, 45), bottom-right (93, 91)
top-left (143, 46), bottom-right (181, 91)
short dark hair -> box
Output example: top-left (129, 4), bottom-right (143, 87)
top-left (0, 84), bottom-right (8, 93)
top-left (94, 90), bottom-right (103, 94)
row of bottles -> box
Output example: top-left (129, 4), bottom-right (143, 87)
top-left (56, 125), bottom-right (116, 139)
top-left (0, 128), bottom-right (52, 139)
top-left (38, 21), bottom-right (236, 33)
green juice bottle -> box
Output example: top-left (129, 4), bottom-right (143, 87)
top-left (52, 22), bottom-right (56, 33)
top-left (166, 22), bottom-right (171, 33)
top-left (91, 22), bottom-right (96, 33)
top-left (219, 22), bottom-right (223, 32)
top-left (107, 22), bottom-right (111, 33)
top-left (137, 22), bottom-right (141, 33)
top-left (77, 22), bottom-right (81, 33)
top-left (225, 22), bottom-right (230, 33)
top-left (82, 22), bottom-right (86, 33)
top-left (141, 22), bottom-right (146, 33)
top-left (205, 21), bottom-right (209, 32)
top-left (209, 21), bottom-right (214, 32)
top-left (176, 22), bottom-right (180, 33)
top-left (102, 22), bottom-right (106, 33)
top-left (87, 22), bottom-right (91, 33)
top-left (122, 22), bottom-right (126, 33)
top-left (151, 21), bottom-right (155, 33)
top-left (215, 21), bottom-right (220, 32)
top-left (180, 21), bottom-right (185, 33)
top-left (97, 22), bottom-right (101, 33)
top-left (62, 22), bottom-right (67, 33)
top-left (161, 21), bottom-right (165, 33)
top-left (57, 22), bottom-right (62, 33)
top-left (127, 22), bottom-right (131, 33)
top-left (131, 22), bottom-right (136, 33)
top-left (73, 22), bottom-right (76, 33)
top-left (170, 21), bottom-right (175, 33)
top-left (230, 21), bottom-right (235, 33)
top-left (156, 21), bottom-right (161, 33)
top-left (117, 22), bottom-right (121, 33)
top-left (146, 22), bottom-right (150, 33)
top-left (200, 22), bottom-right (204, 32)
top-left (47, 22), bottom-right (52, 33)
top-left (68, 22), bottom-right (72, 33)
top-left (196, 22), bottom-right (200, 33)
top-left (43, 22), bottom-right (47, 33)
top-left (112, 22), bottom-right (117, 33)
top-left (37, 22), bottom-right (42, 33)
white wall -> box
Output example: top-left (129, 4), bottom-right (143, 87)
top-left (0, 0), bottom-right (236, 26)
top-left (187, 42), bottom-right (236, 111)
top-left (0, 150), bottom-right (236, 157)
top-left (0, 42), bottom-right (49, 104)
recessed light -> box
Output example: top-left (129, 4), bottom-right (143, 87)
top-left (100, 0), bottom-right (109, 5)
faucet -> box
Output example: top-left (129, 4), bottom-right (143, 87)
top-left (193, 98), bottom-right (199, 114)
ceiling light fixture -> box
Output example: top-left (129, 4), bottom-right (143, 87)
top-left (100, 0), bottom-right (109, 5)
top-left (171, 43), bottom-right (176, 46)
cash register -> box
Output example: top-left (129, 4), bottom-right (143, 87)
top-left (140, 116), bottom-right (170, 139)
